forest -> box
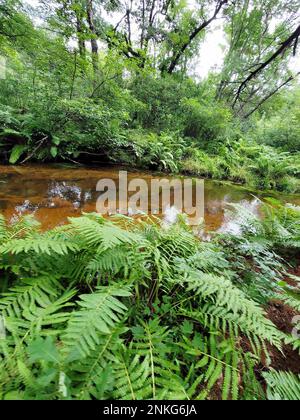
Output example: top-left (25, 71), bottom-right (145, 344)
top-left (0, 0), bottom-right (300, 401)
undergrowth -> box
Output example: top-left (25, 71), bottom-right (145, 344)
top-left (0, 203), bottom-right (299, 400)
top-left (1, 103), bottom-right (299, 194)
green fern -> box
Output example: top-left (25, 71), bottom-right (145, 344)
top-left (0, 215), bottom-right (8, 241)
top-left (178, 333), bottom-right (241, 400)
top-left (63, 285), bottom-right (131, 359)
top-left (0, 237), bottom-right (79, 256)
top-left (68, 327), bottom-right (126, 400)
top-left (129, 319), bottom-right (183, 400)
top-left (278, 294), bottom-right (300, 312)
top-left (112, 351), bottom-right (151, 400)
top-left (0, 276), bottom-right (64, 318)
top-left (263, 370), bottom-right (300, 400)
top-left (69, 216), bottom-right (144, 250)
top-left (0, 212), bottom-right (298, 400)
top-left (174, 263), bottom-right (283, 349)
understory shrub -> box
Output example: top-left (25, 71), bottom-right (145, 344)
top-left (0, 99), bottom-right (131, 163)
top-left (181, 139), bottom-right (300, 193)
top-left (127, 130), bottom-right (186, 172)
top-left (0, 204), bottom-right (299, 400)
top-left (181, 98), bottom-right (234, 146)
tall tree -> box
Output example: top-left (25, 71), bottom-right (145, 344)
top-left (217, 0), bottom-right (300, 117)
top-left (103, 0), bottom-right (232, 74)
top-left (161, 0), bottom-right (229, 74)
top-left (86, 0), bottom-right (99, 72)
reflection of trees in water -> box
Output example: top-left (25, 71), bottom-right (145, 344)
top-left (47, 181), bottom-right (92, 209)
top-left (10, 181), bottom-right (94, 216)
top-left (218, 199), bottom-right (261, 235)
top-left (0, 200), bottom-right (8, 210)
top-left (15, 200), bottom-right (38, 214)
top-left (205, 193), bottom-right (235, 216)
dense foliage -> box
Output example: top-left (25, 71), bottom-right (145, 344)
top-left (0, 0), bottom-right (299, 192)
top-left (0, 0), bottom-right (300, 401)
top-left (0, 204), bottom-right (299, 400)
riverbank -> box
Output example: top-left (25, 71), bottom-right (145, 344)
top-left (1, 123), bottom-right (300, 195)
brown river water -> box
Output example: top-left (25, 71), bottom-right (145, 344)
top-left (0, 164), bottom-right (299, 232)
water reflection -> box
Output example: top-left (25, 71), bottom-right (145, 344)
top-left (15, 200), bottom-right (38, 214)
top-left (47, 181), bottom-right (93, 209)
top-left (0, 164), bottom-right (299, 231)
top-left (218, 198), bottom-right (261, 235)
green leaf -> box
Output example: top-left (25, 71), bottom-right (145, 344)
top-left (52, 137), bottom-right (61, 146)
top-left (4, 391), bottom-right (24, 400)
top-left (63, 285), bottom-right (131, 359)
top-left (50, 146), bottom-right (58, 158)
top-left (181, 320), bottom-right (193, 336)
top-left (9, 145), bottom-right (27, 164)
top-left (0, 128), bottom-right (22, 138)
top-left (28, 337), bottom-right (60, 364)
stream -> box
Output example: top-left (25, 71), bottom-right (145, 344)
top-left (0, 164), bottom-right (299, 232)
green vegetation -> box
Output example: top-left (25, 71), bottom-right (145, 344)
top-left (0, 203), bottom-right (299, 400)
top-left (0, 0), bottom-right (299, 192)
top-left (0, 0), bottom-right (300, 401)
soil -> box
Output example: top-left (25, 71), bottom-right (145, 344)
top-left (240, 264), bottom-right (300, 385)
top-left (284, 264), bottom-right (300, 287)
top-left (266, 299), bottom-right (300, 374)
top-left (263, 261), bottom-right (300, 375)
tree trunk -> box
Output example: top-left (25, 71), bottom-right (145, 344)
top-left (76, 10), bottom-right (86, 58)
top-left (86, 0), bottom-right (99, 74)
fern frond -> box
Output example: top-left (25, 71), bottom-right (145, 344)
top-left (277, 294), bottom-right (300, 312)
top-left (3, 287), bottom-right (75, 337)
top-left (175, 264), bottom-right (283, 349)
top-left (0, 237), bottom-right (79, 255)
top-left (113, 351), bottom-right (151, 400)
top-left (178, 334), bottom-right (241, 400)
top-left (69, 217), bottom-right (144, 250)
top-left (0, 276), bottom-right (64, 318)
top-left (263, 370), bottom-right (300, 400)
top-left (63, 285), bottom-right (131, 359)
top-left (0, 215), bottom-right (8, 241)
top-left (70, 327), bottom-right (126, 400)
top-left (130, 319), bottom-right (181, 399)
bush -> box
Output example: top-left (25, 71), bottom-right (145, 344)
top-left (129, 74), bottom-right (198, 132)
top-left (181, 139), bottom-right (300, 193)
top-left (52, 98), bottom-right (129, 155)
top-left (255, 114), bottom-right (300, 152)
top-left (253, 89), bottom-right (300, 152)
top-left (0, 99), bottom-right (131, 163)
top-left (127, 130), bottom-right (186, 172)
top-left (181, 98), bottom-right (233, 145)
top-left (245, 147), bottom-right (300, 192)
top-left (181, 148), bottom-right (227, 179)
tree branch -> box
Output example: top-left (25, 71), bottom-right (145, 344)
top-left (164, 0), bottom-right (228, 74)
top-left (244, 72), bottom-right (300, 119)
top-left (233, 24), bottom-right (300, 107)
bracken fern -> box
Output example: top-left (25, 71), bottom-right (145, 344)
top-left (0, 207), bottom-right (299, 400)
